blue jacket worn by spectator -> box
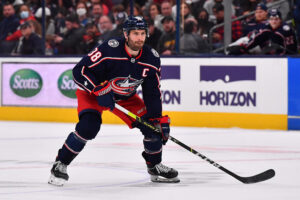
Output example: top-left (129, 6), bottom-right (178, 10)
top-left (12, 21), bottom-right (43, 55)
top-left (0, 3), bottom-right (19, 41)
top-left (0, 14), bottom-right (19, 40)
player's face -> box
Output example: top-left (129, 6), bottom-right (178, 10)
top-left (255, 9), bottom-right (267, 22)
top-left (269, 16), bottom-right (281, 29)
top-left (125, 30), bottom-right (146, 51)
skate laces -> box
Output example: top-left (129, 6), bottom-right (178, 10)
top-left (55, 161), bottom-right (67, 174)
top-left (155, 163), bottom-right (171, 173)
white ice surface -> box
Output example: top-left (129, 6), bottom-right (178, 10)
top-left (0, 121), bottom-right (299, 200)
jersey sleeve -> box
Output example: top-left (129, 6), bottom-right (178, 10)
top-left (72, 46), bottom-right (105, 93)
top-left (141, 57), bottom-right (162, 119)
top-left (246, 29), bottom-right (271, 50)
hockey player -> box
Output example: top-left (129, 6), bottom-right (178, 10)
top-left (48, 16), bottom-right (179, 186)
top-left (245, 8), bottom-right (298, 55)
top-left (227, 8), bottom-right (298, 55)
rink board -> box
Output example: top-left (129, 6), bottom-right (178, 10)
top-left (0, 57), bottom-right (291, 130)
top-left (288, 58), bottom-right (300, 130)
top-left (0, 107), bottom-right (287, 130)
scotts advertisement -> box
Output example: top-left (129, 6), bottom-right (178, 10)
top-left (10, 68), bottom-right (43, 98)
top-left (57, 69), bottom-right (77, 99)
top-left (2, 63), bottom-right (77, 107)
top-left (2, 58), bottom-right (287, 115)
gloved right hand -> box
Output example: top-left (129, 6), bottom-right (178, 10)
top-left (92, 81), bottom-right (115, 111)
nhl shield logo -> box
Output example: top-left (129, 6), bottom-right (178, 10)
top-left (108, 39), bottom-right (119, 47)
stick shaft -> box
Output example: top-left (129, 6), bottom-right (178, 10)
top-left (114, 104), bottom-right (275, 184)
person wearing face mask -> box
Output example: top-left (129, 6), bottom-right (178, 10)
top-left (6, 4), bottom-right (36, 41)
top-left (196, 8), bottom-right (214, 39)
top-left (76, 1), bottom-right (89, 27)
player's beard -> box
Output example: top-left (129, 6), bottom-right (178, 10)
top-left (126, 37), bottom-right (145, 51)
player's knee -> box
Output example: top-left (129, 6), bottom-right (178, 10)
top-left (75, 112), bottom-right (102, 140)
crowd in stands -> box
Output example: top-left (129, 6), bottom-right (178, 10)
top-left (0, 0), bottom-right (299, 56)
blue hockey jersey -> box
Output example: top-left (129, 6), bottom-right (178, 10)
top-left (72, 37), bottom-right (162, 118)
top-left (246, 22), bottom-right (298, 54)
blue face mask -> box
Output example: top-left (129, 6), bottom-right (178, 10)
top-left (20, 11), bottom-right (29, 19)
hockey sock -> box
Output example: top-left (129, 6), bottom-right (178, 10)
top-left (58, 131), bottom-right (87, 165)
top-left (142, 135), bottom-right (162, 167)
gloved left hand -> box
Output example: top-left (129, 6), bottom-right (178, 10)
top-left (148, 115), bottom-right (170, 145)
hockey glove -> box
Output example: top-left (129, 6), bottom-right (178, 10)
top-left (92, 81), bottom-right (115, 111)
top-left (149, 115), bottom-right (170, 145)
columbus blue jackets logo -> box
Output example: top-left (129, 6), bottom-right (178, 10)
top-left (110, 75), bottom-right (143, 96)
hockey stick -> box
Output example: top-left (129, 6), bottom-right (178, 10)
top-left (115, 104), bottom-right (275, 184)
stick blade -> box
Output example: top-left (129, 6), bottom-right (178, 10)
top-left (239, 169), bottom-right (275, 184)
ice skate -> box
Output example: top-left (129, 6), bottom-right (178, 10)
top-left (48, 160), bottom-right (69, 186)
top-left (147, 163), bottom-right (180, 183)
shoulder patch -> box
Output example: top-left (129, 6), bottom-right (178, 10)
top-left (151, 48), bottom-right (160, 58)
top-left (283, 25), bottom-right (290, 31)
top-left (108, 39), bottom-right (119, 47)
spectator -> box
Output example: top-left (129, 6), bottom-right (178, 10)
top-left (126, 3), bottom-right (142, 16)
top-left (109, 11), bottom-right (127, 38)
top-left (111, 4), bottom-right (125, 23)
top-left (97, 15), bottom-right (115, 42)
top-left (76, 1), bottom-right (89, 27)
top-left (90, 3), bottom-right (103, 24)
top-left (161, 0), bottom-right (174, 19)
top-left (35, 7), bottom-right (55, 35)
top-left (196, 8), bottom-right (214, 39)
top-left (190, 0), bottom-right (207, 18)
top-left (6, 4), bottom-right (36, 41)
top-left (180, 18), bottom-right (210, 55)
top-left (212, 3), bottom-right (242, 47)
top-left (98, 14), bottom-right (114, 34)
top-left (11, 21), bottom-right (43, 55)
top-left (90, 0), bottom-right (110, 15)
top-left (234, 0), bottom-right (260, 16)
top-left (242, 3), bottom-right (268, 36)
top-left (181, 2), bottom-right (195, 20)
top-left (81, 22), bottom-right (101, 53)
top-left (204, 0), bottom-right (235, 23)
top-left (145, 19), bottom-right (162, 50)
top-left (0, 3), bottom-right (19, 54)
top-left (245, 8), bottom-right (297, 55)
top-left (149, 3), bottom-right (163, 31)
top-left (54, 14), bottom-right (85, 55)
top-left (157, 16), bottom-right (176, 55)
top-left (0, 3), bottom-right (19, 41)
top-left (54, 8), bottom-right (67, 36)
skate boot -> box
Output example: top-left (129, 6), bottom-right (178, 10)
top-left (48, 160), bottom-right (69, 186)
top-left (147, 163), bottom-right (180, 183)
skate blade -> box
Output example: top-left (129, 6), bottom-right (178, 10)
top-left (150, 175), bottom-right (180, 183)
top-left (48, 174), bottom-right (67, 186)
